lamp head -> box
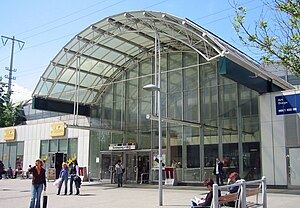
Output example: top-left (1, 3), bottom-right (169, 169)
top-left (143, 83), bottom-right (159, 91)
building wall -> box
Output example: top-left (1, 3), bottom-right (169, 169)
top-left (260, 89), bottom-right (300, 186)
top-left (0, 115), bottom-right (90, 171)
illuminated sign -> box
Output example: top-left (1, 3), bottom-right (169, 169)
top-left (4, 128), bottom-right (16, 141)
top-left (50, 123), bottom-right (65, 137)
top-left (109, 143), bottom-right (136, 151)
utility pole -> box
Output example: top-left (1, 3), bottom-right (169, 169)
top-left (1, 35), bottom-right (25, 100)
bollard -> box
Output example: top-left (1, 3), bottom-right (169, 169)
top-left (240, 179), bottom-right (246, 208)
top-left (212, 184), bottom-right (219, 208)
top-left (262, 176), bottom-right (267, 208)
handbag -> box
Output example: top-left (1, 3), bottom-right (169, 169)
top-left (43, 191), bottom-right (48, 208)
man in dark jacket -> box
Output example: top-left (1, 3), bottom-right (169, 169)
top-left (213, 158), bottom-right (224, 185)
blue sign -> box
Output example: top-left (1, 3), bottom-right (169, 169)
top-left (275, 94), bottom-right (300, 115)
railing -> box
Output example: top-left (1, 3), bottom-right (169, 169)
top-left (211, 176), bottom-right (267, 208)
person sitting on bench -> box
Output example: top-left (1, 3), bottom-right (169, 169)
top-left (224, 172), bottom-right (241, 207)
top-left (191, 178), bottom-right (221, 208)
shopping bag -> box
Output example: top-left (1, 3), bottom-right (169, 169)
top-left (53, 178), bottom-right (62, 188)
top-left (43, 192), bottom-right (48, 208)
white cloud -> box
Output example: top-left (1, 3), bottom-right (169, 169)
top-left (11, 84), bottom-right (32, 103)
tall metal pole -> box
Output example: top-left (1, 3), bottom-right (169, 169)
top-left (1, 35), bottom-right (25, 100)
top-left (7, 36), bottom-right (15, 97)
top-left (155, 32), bottom-right (163, 206)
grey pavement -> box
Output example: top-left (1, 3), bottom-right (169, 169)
top-left (0, 178), bottom-right (299, 207)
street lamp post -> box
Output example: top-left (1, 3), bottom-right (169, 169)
top-left (143, 32), bottom-right (163, 206)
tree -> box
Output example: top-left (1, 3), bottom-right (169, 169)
top-left (0, 82), bottom-right (25, 127)
top-left (233, 0), bottom-right (300, 76)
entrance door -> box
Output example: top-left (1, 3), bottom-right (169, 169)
top-left (137, 153), bottom-right (150, 183)
top-left (100, 154), bottom-right (112, 181)
top-left (100, 152), bottom-right (122, 183)
top-left (290, 148), bottom-right (300, 185)
top-left (54, 153), bottom-right (66, 179)
top-left (125, 153), bottom-right (137, 182)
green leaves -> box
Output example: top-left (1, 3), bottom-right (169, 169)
top-left (233, 0), bottom-right (300, 76)
top-left (0, 83), bottom-right (24, 127)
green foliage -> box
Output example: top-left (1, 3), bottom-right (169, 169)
top-left (0, 83), bottom-right (25, 127)
top-left (233, 0), bottom-right (300, 76)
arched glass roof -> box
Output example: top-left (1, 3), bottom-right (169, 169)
top-left (33, 10), bottom-right (293, 106)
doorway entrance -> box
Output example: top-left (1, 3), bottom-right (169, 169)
top-left (48, 152), bottom-right (67, 179)
top-left (99, 151), bottom-right (150, 183)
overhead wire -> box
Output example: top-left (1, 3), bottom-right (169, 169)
top-left (1, 0), bottom-right (262, 85)
top-left (1, 0), bottom-right (171, 78)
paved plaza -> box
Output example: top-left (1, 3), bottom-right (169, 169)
top-left (0, 178), bottom-right (300, 207)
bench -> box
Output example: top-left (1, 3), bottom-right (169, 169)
top-left (210, 176), bottom-right (266, 208)
top-left (218, 192), bottom-right (239, 207)
top-left (243, 184), bottom-right (262, 208)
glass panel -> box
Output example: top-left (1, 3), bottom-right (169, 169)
top-left (58, 139), bottom-right (68, 153)
top-left (168, 53), bottom-right (182, 93)
top-left (112, 133), bottom-right (123, 144)
top-left (17, 142), bottom-right (24, 156)
top-left (243, 142), bottom-right (260, 180)
top-left (223, 143), bottom-right (239, 177)
top-left (183, 89), bottom-right (198, 122)
top-left (60, 68), bottom-right (74, 83)
top-left (168, 92), bottom-right (182, 120)
top-left (184, 127), bottom-right (200, 168)
top-left (41, 140), bottom-right (49, 159)
top-left (169, 125), bottom-right (183, 165)
top-left (49, 140), bottom-right (58, 152)
top-left (0, 143), bottom-right (3, 161)
top-left (3, 143), bottom-right (9, 168)
top-left (9, 143), bottom-right (17, 169)
top-left (126, 99), bottom-right (137, 131)
top-left (183, 52), bottom-right (198, 91)
top-left (100, 154), bottom-right (112, 180)
top-left (113, 81), bottom-right (124, 129)
top-left (125, 153), bottom-right (137, 181)
top-left (89, 131), bottom-right (101, 178)
top-left (99, 131), bottom-right (111, 151)
top-left (139, 132), bottom-right (151, 149)
top-left (68, 138), bottom-right (78, 160)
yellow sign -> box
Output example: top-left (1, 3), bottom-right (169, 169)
top-left (50, 123), bottom-right (65, 137)
top-left (4, 128), bottom-right (16, 141)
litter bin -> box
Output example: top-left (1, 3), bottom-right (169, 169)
top-left (79, 167), bottom-right (88, 181)
top-left (165, 167), bottom-right (177, 186)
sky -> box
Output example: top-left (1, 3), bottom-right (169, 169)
top-left (0, 0), bottom-right (266, 102)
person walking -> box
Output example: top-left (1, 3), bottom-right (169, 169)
top-left (28, 159), bottom-right (47, 208)
top-left (0, 161), bottom-right (5, 180)
top-left (69, 160), bottom-right (80, 195)
top-left (57, 162), bottom-right (68, 195)
top-left (115, 160), bottom-right (124, 187)
top-left (213, 158), bottom-right (224, 185)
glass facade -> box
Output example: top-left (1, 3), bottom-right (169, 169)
top-left (88, 51), bottom-right (261, 183)
top-left (0, 142), bottom-right (24, 170)
top-left (40, 138), bottom-right (78, 168)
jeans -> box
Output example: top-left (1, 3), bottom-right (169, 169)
top-left (57, 178), bottom-right (68, 195)
top-left (70, 175), bottom-right (74, 193)
top-left (29, 184), bottom-right (43, 208)
top-left (117, 173), bottom-right (123, 187)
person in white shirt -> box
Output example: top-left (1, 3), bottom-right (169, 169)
top-left (115, 160), bottom-right (124, 187)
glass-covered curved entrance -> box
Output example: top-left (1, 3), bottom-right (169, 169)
top-left (89, 51), bottom-right (261, 183)
top-left (32, 11), bottom-right (293, 184)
